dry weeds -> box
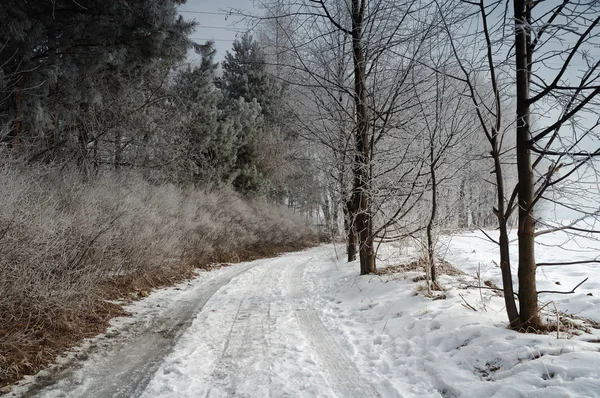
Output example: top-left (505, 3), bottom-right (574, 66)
top-left (0, 167), bottom-right (316, 388)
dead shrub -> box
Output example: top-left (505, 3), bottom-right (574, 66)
top-left (0, 166), bottom-right (316, 386)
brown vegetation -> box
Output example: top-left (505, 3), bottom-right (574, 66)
top-left (0, 167), bottom-right (316, 387)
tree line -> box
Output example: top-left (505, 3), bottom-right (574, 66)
top-left (2, 0), bottom-right (599, 333)
top-left (253, 0), bottom-right (600, 331)
top-left (0, 0), bottom-right (306, 202)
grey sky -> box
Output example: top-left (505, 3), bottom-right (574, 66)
top-left (179, 0), bottom-right (257, 61)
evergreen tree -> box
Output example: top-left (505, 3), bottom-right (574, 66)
top-left (218, 33), bottom-right (280, 123)
top-left (226, 98), bottom-right (265, 193)
top-left (0, 0), bottom-right (196, 169)
top-left (216, 34), bottom-right (292, 195)
top-left (172, 44), bottom-right (239, 184)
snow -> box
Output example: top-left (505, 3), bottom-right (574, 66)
top-left (440, 228), bottom-right (600, 323)
top-left (306, 244), bottom-right (600, 397)
top-left (16, 230), bottom-right (600, 398)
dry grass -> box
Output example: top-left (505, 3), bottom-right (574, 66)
top-left (0, 166), bottom-right (316, 387)
top-left (376, 257), bottom-right (464, 278)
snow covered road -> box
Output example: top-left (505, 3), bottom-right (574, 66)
top-left (21, 261), bottom-right (258, 398)
top-left (22, 247), bottom-right (380, 398)
top-left (140, 248), bottom-right (380, 398)
top-left (16, 242), bottom-right (600, 398)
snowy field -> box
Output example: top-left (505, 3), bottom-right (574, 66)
top-left (13, 231), bottom-right (600, 398)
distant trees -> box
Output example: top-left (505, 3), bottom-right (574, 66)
top-left (255, 0), bottom-right (496, 275)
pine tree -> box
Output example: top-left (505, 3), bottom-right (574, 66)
top-left (173, 44), bottom-right (239, 184)
top-left (216, 34), bottom-right (294, 195)
top-left (218, 33), bottom-right (280, 123)
top-left (0, 0), bottom-right (196, 169)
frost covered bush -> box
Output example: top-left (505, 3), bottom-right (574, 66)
top-left (0, 166), bottom-right (315, 383)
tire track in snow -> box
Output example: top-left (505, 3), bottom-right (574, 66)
top-left (289, 258), bottom-right (382, 398)
top-left (205, 263), bottom-right (275, 397)
top-left (23, 263), bottom-right (257, 398)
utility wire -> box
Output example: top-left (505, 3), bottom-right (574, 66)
top-left (179, 10), bottom-right (245, 16)
top-left (190, 37), bottom-right (238, 42)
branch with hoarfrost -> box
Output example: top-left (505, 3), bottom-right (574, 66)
top-left (535, 214), bottom-right (600, 238)
top-left (528, 15), bottom-right (600, 105)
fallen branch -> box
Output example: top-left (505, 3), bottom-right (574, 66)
top-left (538, 259), bottom-right (600, 267)
top-left (538, 277), bottom-right (589, 295)
top-left (465, 284), bottom-right (519, 297)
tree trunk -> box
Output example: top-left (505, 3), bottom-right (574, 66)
top-left (344, 198), bottom-right (357, 261)
top-left (331, 193), bottom-right (340, 237)
top-left (427, 159), bottom-right (437, 285)
top-left (514, 0), bottom-right (540, 330)
top-left (493, 150), bottom-right (520, 329)
top-left (351, 0), bottom-right (375, 275)
top-left (322, 196), bottom-right (332, 236)
top-left (359, 233), bottom-right (375, 274)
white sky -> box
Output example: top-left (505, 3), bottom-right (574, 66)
top-left (179, 0), bottom-right (257, 62)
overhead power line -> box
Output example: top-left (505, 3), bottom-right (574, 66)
top-left (179, 10), bottom-right (245, 17)
top-left (190, 37), bottom-right (237, 42)
top-left (195, 25), bottom-right (247, 32)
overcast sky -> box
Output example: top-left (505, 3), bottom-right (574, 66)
top-left (179, 0), bottom-right (257, 62)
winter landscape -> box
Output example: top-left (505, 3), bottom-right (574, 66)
top-left (2, 0), bottom-right (600, 397)
top-left (9, 232), bottom-right (600, 397)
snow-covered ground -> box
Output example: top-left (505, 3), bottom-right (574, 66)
top-left (440, 228), bottom-right (600, 324)
top-left (12, 230), bottom-right (600, 398)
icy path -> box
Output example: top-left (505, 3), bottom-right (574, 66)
top-left (18, 243), bottom-right (600, 398)
top-left (140, 247), bottom-right (380, 398)
top-left (23, 247), bottom-right (380, 398)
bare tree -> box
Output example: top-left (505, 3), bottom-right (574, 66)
top-left (256, 0), bottom-right (448, 274)
top-left (411, 64), bottom-right (479, 287)
top-left (438, 0), bottom-right (520, 327)
top-left (440, 0), bottom-right (600, 330)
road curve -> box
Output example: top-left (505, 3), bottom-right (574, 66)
top-left (22, 247), bottom-right (381, 398)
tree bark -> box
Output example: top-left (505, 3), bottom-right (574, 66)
top-left (344, 198), bottom-right (357, 261)
top-left (514, 0), bottom-right (540, 330)
top-left (351, 0), bottom-right (375, 275)
top-left (427, 157), bottom-right (437, 285)
top-left (493, 150), bottom-right (520, 329)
